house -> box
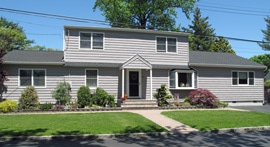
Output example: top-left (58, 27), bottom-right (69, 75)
top-left (2, 26), bottom-right (266, 106)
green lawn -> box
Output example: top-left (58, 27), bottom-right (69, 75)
top-left (162, 110), bottom-right (270, 131)
top-left (0, 112), bottom-right (166, 137)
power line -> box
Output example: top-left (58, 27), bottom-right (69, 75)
top-left (0, 7), bottom-right (111, 26)
top-left (0, 7), bottom-right (269, 44)
top-left (199, 1), bottom-right (270, 12)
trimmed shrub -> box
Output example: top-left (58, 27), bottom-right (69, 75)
top-left (265, 79), bottom-right (270, 87)
top-left (39, 103), bottom-right (53, 110)
top-left (188, 88), bottom-right (217, 106)
top-left (92, 88), bottom-right (116, 107)
top-left (52, 81), bottom-right (72, 105)
top-left (153, 84), bottom-right (173, 106)
top-left (77, 86), bottom-right (91, 108)
top-left (0, 99), bottom-right (18, 113)
top-left (19, 86), bottom-right (39, 110)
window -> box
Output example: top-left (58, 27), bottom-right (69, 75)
top-left (156, 37), bottom-right (177, 53)
top-left (80, 32), bottom-right (91, 48)
top-left (19, 69), bottom-right (46, 87)
top-left (86, 69), bottom-right (98, 88)
top-left (232, 71), bottom-right (254, 85)
top-left (80, 32), bottom-right (104, 49)
top-left (93, 33), bottom-right (104, 49)
top-left (169, 70), bottom-right (195, 89)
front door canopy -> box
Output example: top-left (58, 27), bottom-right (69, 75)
top-left (120, 54), bottom-right (152, 70)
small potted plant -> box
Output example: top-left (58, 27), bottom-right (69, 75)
top-left (120, 93), bottom-right (128, 102)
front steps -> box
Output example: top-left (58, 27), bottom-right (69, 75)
top-left (121, 99), bottom-right (158, 110)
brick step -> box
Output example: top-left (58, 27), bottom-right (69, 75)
top-left (121, 107), bottom-right (159, 110)
top-left (123, 101), bottom-right (157, 105)
top-left (121, 99), bottom-right (158, 109)
top-left (121, 104), bottom-right (158, 107)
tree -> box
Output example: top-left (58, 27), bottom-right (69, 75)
top-left (210, 36), bottom-right (235, 54)
top-left (27, 45), bottom-right (57, 51)
top-left (93, 0), bottom-right (198, 30)
top-left (249, 54), bottom-right (270, 72)
top-left (0, 49), bottom-right (8, 101)
top-left (0, 17), bottom-right (33, 53)
top-left (186, 7), bottom-right (215, 51)
top-left (186, 8), bottom-right (235, 54)
top-left (258, 16), bottom-right (270, 50)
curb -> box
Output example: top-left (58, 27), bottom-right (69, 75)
top-left (2, 126), bottom-right (270, 141)
top-left (0, 132), bottom-right (171, 141)
top-left (208, 126), bottom-right (270, 133)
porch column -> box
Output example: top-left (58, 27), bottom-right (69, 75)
top-left (122, 69), bottom-right (125, 97)
top-left (150, 69), bottom-right (153, 100)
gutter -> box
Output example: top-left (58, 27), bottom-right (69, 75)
top-left (3, 61), bottom-right (64, 66)
top-left (189, 63), bottom-right (267, 69)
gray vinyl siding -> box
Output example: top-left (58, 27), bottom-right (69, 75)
top-left (149, 69), bottom-right (170, 99)
top-left (194, 67), bottom-right (264, 102)
top-left (3, 65), bottom-right (68, 103)
top-left (3, 65), bottom-right (121, 103)
top-left (64, 29), bottom-right (189, 66)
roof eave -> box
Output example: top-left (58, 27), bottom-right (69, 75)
top-left (64, 26), bottom-right (190, 37)
top-left (189, 63), bottom-right (266, 69)
top-left (3, 61), bottom-right (64, 65)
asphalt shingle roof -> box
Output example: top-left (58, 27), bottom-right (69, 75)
top-left (3, 50), bottom-right (266, 69)
top-left (3, 50), bottom-right (64, 64)
top-left (189, 51), bottom-right (266, 69)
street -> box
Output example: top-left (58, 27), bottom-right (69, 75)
top-left (1, 131), bottom-right (270, 147)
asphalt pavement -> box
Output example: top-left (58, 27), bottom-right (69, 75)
top-left (1, 131), bottom-right (270, 147)
top-left (231, 105), bottom-right (270, 113)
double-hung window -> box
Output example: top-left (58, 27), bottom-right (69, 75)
top-left (19, 69), bottom-right (46, 87)
top-left (80, 32), bottom-right (104, 49)
top-left (232, 71), bottom-right (254, 85)
top-left (86, 69), bottom-right (98, 89)
top-left (169, 70), bottom-right (195, 89)
top-left (156, 37), bottom-right (177, 53)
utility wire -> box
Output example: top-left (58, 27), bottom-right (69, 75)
top-left (0, 7), bottom-right (269, 44)
top-left (197, 4), bottom-right (270, 15)
top-left (0, 7), bottom-right (111, 26)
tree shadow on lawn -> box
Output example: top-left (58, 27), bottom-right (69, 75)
top-left (118, 125), bottom-right (167, 134)
top-left (0, 128), bottom-right (48, 137)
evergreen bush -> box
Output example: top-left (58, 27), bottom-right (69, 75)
top-left (265, 79), bottom-right (270, 87)
top-left (92, 87), bottom-right (115, 107)
top-left (19, 86), bottom-right (39, 110)
top-left (0, 99), bottom-right (17, 113)
top-left (153, 84), bottom-right (172, 106)
top-left (52, 81), bottom-right (72, 105)
top-left (39, 102), bottom-right (53, 110)
top-left (77, 86), bottom-right (91, 108)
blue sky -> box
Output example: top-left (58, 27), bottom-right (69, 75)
top-left (0, 0), bottom-right (269, 58)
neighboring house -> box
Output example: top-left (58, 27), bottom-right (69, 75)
top-left (2, 26), bottom-right (266, 106)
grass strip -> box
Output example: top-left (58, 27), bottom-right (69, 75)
top-left (0, 112), bottom-right (166, 137)
top-left (162, 110), bottom-right (270, 131)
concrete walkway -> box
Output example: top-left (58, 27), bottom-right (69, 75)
top-left (127, 109), bottom-right (198, 134)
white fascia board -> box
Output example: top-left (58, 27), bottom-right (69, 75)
top-left (189, 63), bottom-right (266, 69)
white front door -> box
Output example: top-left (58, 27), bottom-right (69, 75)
top-left (127, 70), bottom-right (141, 98)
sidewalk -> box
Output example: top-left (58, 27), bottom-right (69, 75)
top-left (127, 109), bottom-right (198, 134)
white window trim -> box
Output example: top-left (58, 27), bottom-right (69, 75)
top-left (155, 36), bottom-right (178, 54)
top-left (79, 32), bottom-right (104, 50)
top-left (18, 68), bottom-right (46, 88)
top-left (169, 70), bottom-right (195, 90)
top-left (231, 71), bottom-right (255, 86)
top-left (85, 69), bottom-right (99, 89)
